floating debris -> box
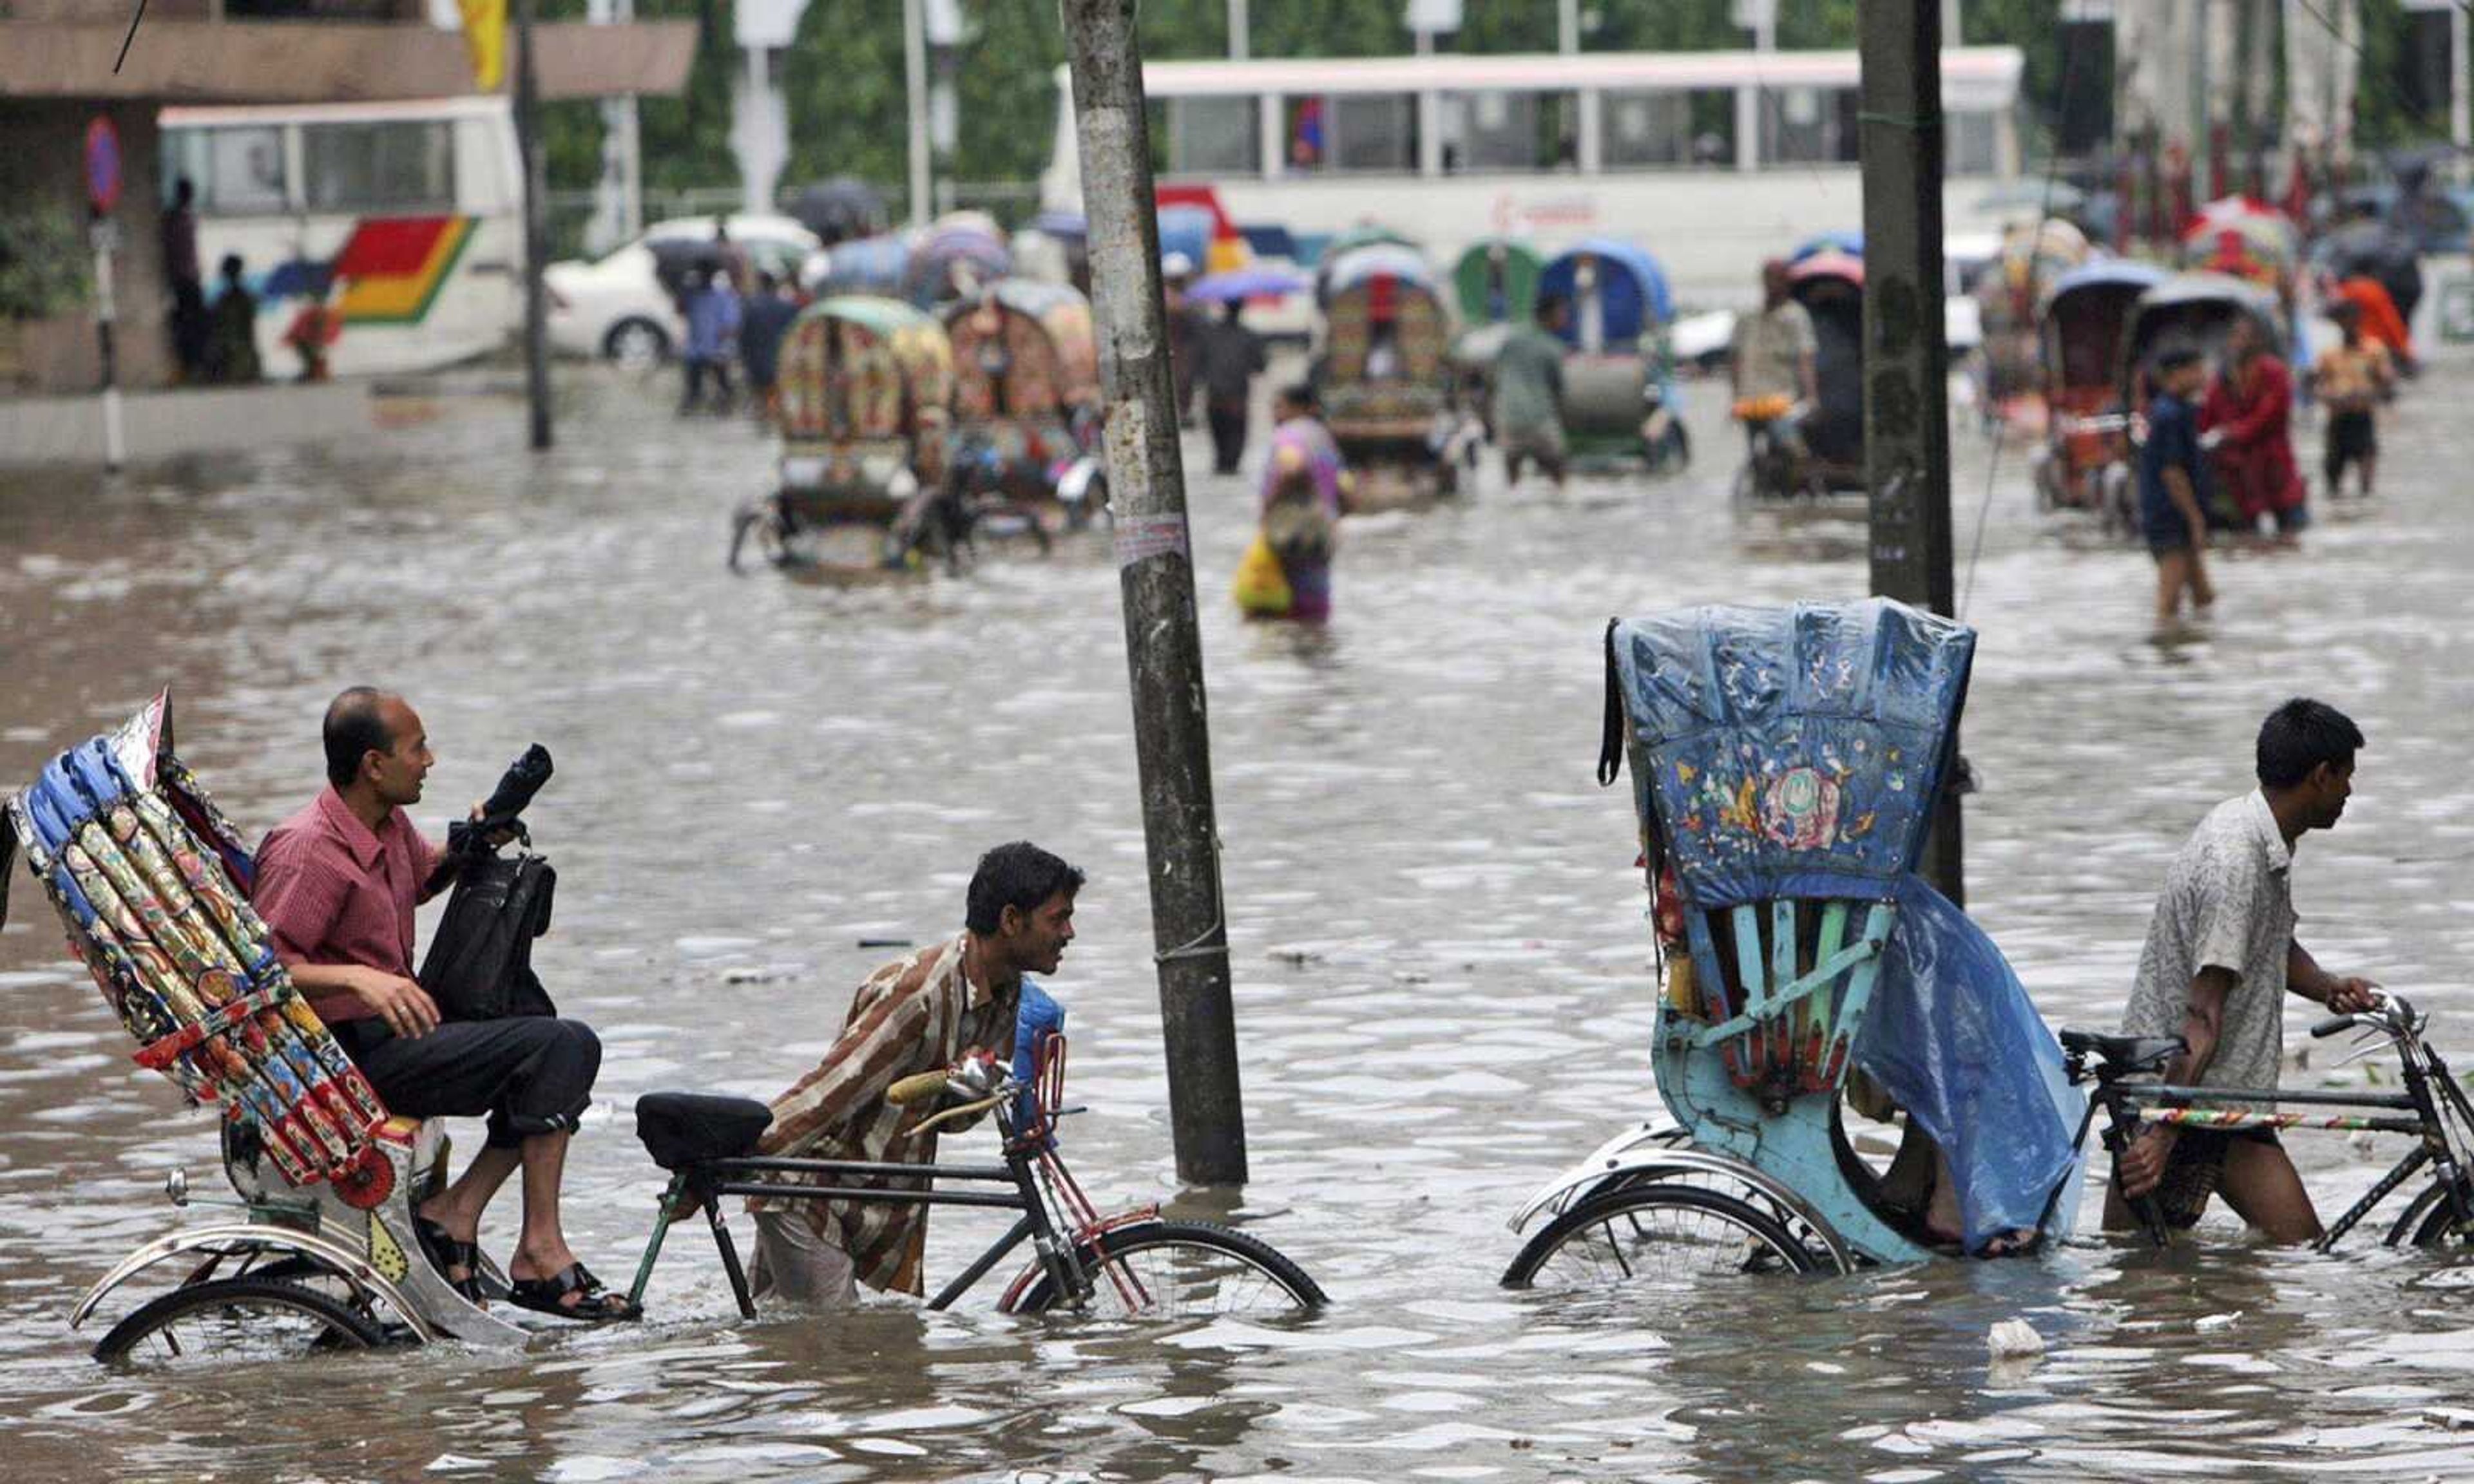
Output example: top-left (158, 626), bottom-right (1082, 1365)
top-left (1986, 1318), bottom-right (2044, 1359)
top-left (2196, 1311), bottom-right (2243, 1333)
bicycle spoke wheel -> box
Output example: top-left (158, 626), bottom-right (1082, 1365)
top-left (93, 1276), bottom-right (390, 1369)
top-left (1502, 1185), bottom-right (1819, 1290)
top-left (1010, 1220), bottom-right (1325, 1318)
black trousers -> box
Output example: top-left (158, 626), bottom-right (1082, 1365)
top-left (1207, 403), bottom-right (1249, 475)
top-left (334, 1016), bottom-right (600, 1149)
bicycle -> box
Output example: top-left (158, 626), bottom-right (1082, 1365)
top-left (622, 1032), bottom-right (1327, 1318)
top-left (2062, 994), bottom-right (2474, 1250)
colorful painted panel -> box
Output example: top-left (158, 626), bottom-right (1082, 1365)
top-left (1612, 600), bottom-right (1974, 910)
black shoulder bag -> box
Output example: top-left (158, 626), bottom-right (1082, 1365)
top-left (416, 743), bottom-right (559, 1022)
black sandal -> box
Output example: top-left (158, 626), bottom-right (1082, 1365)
top-left (412, 1215), bottom-right (487, 1303)
top-left (506, 1262), bottom-right (640, 1323)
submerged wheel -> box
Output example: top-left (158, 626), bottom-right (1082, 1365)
top-left (93, 1276), bottom-right (390, 1367)
top-left (1500, 1184), bottom-right (1821, 1289)
top-left (2386, 1174), bottom-right (2474, 1247)
top-left (1008, 1219), bottom-right (1325, 1317)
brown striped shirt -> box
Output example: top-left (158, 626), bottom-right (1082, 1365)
top-left (748, 933), bottom-right (1019, 1295)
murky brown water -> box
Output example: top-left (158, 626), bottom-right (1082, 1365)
top-left (5, 363), bottom-right (2474, 1482)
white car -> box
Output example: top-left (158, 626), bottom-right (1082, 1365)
top-left (546, 214), bottom-right (825, 365)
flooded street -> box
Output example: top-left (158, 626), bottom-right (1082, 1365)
top-left (5, 363), bottom-right (2474, 1483)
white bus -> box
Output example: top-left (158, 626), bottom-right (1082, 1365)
top-left (1044, 47), bottom-right (2029, 307)
top-left (161, 96), bottom-right (524, 379)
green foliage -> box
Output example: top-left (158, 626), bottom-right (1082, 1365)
top-left (0, 202), bottom-right (88, 319)
top-left (780, 1), bottom-right (906, 201)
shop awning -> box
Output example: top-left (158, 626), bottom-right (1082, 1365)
top-left (0, 20), bottom-right (697, 103)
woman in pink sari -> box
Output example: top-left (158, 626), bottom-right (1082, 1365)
top-left (2200, 314), bottom-right (2306, 538)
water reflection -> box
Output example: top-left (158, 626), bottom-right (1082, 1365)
top-left (3, 371), bottom-right (2473, 1479)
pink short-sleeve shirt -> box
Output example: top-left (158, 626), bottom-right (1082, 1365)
top-left (250, 786), bottom-right (439, 1020)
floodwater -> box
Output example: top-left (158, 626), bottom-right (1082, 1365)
top-left (4, 362), bottom-right (2474, 1484)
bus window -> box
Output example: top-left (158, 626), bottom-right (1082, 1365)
top-left (1946, 110), bottom-right (2000, 176)
top-left (1599, 89), bottom-right (1734, 169)
top-left (162, 126), bottom-right (288, 216)
top-left (302, 120), bottom-right (455, 214)
top-left (1760, 86), bottom-right (1859, 166)
top-left (1447, 91), bottom-right (1557, 173)
top-left (1167, 96), bottom-right (1259, 176)
top-left (1288, 94), bottom-right (1417, 174)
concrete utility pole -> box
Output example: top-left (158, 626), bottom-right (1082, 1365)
top-left (903, 0), bottom-right (931, 227)
top-left (516, 0), bottom-right (552, 450)
top-left (1060, 0), bottom-right (1249, 1186)
top-left (1857, 0), bottom-right (1961, 905)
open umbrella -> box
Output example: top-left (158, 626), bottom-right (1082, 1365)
top-left (791, 178), bottom-right (886, 245)
top-left (1185, 266), bottom-right (1309, 302)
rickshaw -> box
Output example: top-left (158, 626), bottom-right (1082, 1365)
top-left (1974, 218), bottom-right (2092, 414)
top-left (2178, 199), bottom-right (2299, 357)
top-left (5, 697), bottom-right (1328, 1365)
top-left (1502, 599), bottom-right (2474, 1285)
top-left (1312, 223), bottom-right (1420, 306)
top-left (1315, 243), bottom-right (1459, 507)
top-left (2029, 259), bottom-right (2166, 530)
top-left (1536, 239), bottom-right (1689, 473)
top-left (943, 278), bottom-right (1109, 529)
top-left (1, 695), bottom-right (531, 1362)
top-left (2122, 272), bottom-right (2283, 528)
top-left (1736, 250), bottom-right (1865, 506)
top-left (1452, 237), bottom-right (1543, 326)
top-left (728, 296), bottom-right (959, 573)
top-left (1503, 600), bottom-right (2084, 1283)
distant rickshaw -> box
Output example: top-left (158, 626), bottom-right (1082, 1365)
top-left (1316, 243), bottom-right (1459, 506)
top-left (729, 296), bottom-right (955, 572)
top-left (943, 278), bottom-right (1109, 528)
top-left (2029, 260), bottom-right (2165, 531)
top-left (1786, 249), bottom-right (1865, 493)
top-left (1537, 238), bottom-right (1689, 472)
top-left (2122, 271), bottom-right (2284, 529)
top-left (1452, 238), bottom-right (1544, 325)
top-left (1975, 218), bottom-right (2091, 410)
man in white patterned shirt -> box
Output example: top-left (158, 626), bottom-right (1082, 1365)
top-left (2107, 699), bottom-right (2381, 1242)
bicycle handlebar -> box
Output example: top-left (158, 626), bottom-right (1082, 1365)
top-left (2310, 1014), bottom-right (2359, 1040)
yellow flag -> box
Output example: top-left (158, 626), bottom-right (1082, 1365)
top-left (458, 0), bottom-right (507, 91)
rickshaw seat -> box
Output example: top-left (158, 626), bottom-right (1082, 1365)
top-left (1683, 896), bottom-right (1894, 1098)
top-left (2058, 1029), bottom-right (2184, 1074)
top-left (635, 1092), bottom-right (772, 1170)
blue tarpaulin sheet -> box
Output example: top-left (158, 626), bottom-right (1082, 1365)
top-left (1859, 874), bottom-right (2084, 1250)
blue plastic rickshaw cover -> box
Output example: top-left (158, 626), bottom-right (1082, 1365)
top-left (1611, 598), bottom-right (1973, 912)
top-left (1860, 875), bottom-right (2086, 1250)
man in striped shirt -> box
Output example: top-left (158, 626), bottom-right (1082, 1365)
top-left (749, 842), bottom-right (1082, 1306)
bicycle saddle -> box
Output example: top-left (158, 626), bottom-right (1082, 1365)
top-left (2058, 1029), bottom-right (2185, 1073)
top-left (635, 1092), bottom-right (773, 1170)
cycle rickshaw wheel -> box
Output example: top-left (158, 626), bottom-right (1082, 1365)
top-left (1008, 1219), bottom-right (1325, 1318)
top-left (1501, 1184), bottom-right (1822, 1289)
top-left (93, 1276), bottom-right (390, 1367)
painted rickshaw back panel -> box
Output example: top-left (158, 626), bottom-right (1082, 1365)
top-left (1321, 246), bottom-right (1452, 447)
top-left (774, 296), bottom-right (954, 522)
top-left (1613, 600), bottom-right (1970, 911)
top-left (946, 280), bottom-right (1098, 435)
